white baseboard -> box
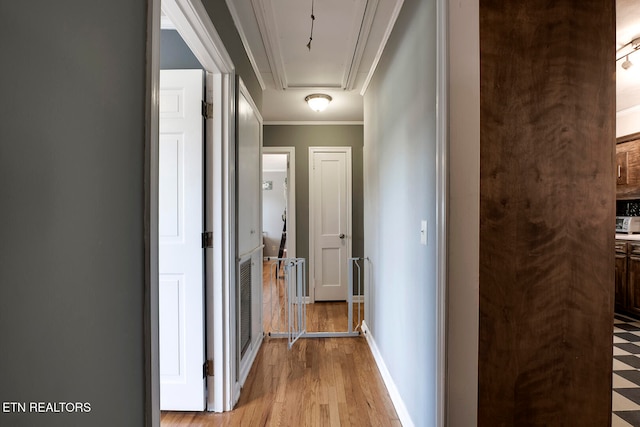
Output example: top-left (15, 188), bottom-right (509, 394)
top-left (300, 296), bottom-right (364, 304)
top-left (235, 333), bottom-right (264, 405)
top-left (361, 320), bottom-right (414, 427)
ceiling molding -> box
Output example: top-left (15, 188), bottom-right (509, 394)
top-left (338, 0), bottom-right (368, 89)
top-left (252, 0), bottom-right (289, 89)
top-left (161, 14), bottom-right (176, 30)
top-left (225, 0), bottom-right (267, 90)
top-left (344, 0), bottom-right (379, 90)
top-left (360, 0), bottom-right (404, 96)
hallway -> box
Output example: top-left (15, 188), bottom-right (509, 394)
top-left (161, 337), bottom-right (400, 426)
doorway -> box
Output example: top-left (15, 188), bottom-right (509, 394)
top-left (152, 0), bottom-right (237, 417)
top-left (309, 147), bottom-right (352, 303)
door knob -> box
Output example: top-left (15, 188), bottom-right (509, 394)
top-left (339, 233), bottom-right (345, 239)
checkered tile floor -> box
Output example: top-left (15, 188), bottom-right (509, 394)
top-left (613, 314), bottom-right (640, 426)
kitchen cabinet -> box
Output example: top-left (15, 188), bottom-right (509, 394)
top-left (615, 239), bottom-right (640, 317)
top-left (616, 240), bottom-right (628, 312)
top-left (617, 132), bottom-right (640, 199)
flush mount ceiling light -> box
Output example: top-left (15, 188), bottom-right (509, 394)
top-left (305, 94), bottom-right (332, 112)
top-left (622, 55), bottom-right (633, 70)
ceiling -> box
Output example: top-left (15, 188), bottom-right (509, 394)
top-left (170, 1), bottom-right (638, 122)
top-left (225, 0), bottom-right (404, 123)
top-left (617, 0), bottom-right (640, 113)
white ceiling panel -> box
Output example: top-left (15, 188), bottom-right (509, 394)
top-left (226, 0), bottom-right (403, 122)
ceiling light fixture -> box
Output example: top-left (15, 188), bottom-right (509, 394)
top-left (305, 94), bottom-right (332, 112)
top-left (617, 37), bottom-right (640, 70)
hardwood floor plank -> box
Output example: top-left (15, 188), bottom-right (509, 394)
top-left (161, 337), bottom-right (398, 426)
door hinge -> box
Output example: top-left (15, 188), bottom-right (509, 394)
top-left (202, 101), bottom-right (213, 119)
top-left (204, 359), bottom-right (214, 377)
top-left (202, 231), bottom-right (213, 248)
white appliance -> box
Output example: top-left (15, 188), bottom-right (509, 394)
top-left (616, 216), bottom-right (640, 234)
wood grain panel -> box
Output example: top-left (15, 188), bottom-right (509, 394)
top-left (479, 0), bottom-right (615, 425)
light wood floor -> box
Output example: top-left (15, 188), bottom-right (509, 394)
top-left (161, 337), bottom-right (400, 426)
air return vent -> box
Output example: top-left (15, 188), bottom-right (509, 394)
top-left (239, 259), bottom-right (252, 357)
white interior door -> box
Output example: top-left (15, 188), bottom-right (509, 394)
top-left (159, 69), bottom-right (205, 411)
top-left (310, 148), bottom-right (352, 301)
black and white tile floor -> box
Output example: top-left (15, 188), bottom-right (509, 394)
top-left (613, 313), bottom-right (640, 426)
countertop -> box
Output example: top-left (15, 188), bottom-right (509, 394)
top-left (616, 233), bottom-right (640, 241)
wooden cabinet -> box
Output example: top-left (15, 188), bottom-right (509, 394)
top-left (616, 240), bottom-right (628, 312)
top-left (617, 133), bottom-right (640, 199)
top-left (615, 239), bottom-right (640, 317)
top-left (628, 242), bottom-right (640, 316)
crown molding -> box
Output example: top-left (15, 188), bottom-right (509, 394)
top-left (225, 0), bottom-right (266, 90)
top-left (360, 0), bottom-right (404, 96)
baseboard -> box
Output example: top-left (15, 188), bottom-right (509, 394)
top-left (237, 333), bottom-right (264, 395)
top-left (361, 320), bottom-right (414, 427)
top-left (301, 296), bottom-right (364, 304)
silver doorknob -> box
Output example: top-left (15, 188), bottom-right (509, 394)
top-left (339, 233), bottom-right (345, 239)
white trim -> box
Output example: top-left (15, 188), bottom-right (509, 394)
top-left (618, 104), bottom-right (640, 116)
top-left (359, 0), bottom-right (404, 96)
top-left (223, 0), bottom-right (267, 90)
top-left (308, 147), bottom-right (353, 303)
top-left (251, 0), bottom-right (288, 89)
top-left (361, 321), bottom-right (415, 427)
top-left (160, 14), bottom-right (176, 30)
top-left (162, 0), bottom-right (234, 74)
top-left (435, 0), bottom-right (448, 426)
top-left (344, 0), bottom-right (379, 90)
top-left (160, 0), bottom-right (237, 414)
top-left (296, 295), bottom-right (363, 304)
top-left (238, 333), bottom-right (264, 387)
top-left (263, 147), bottom-right (296, 260)
top-left (265, 121), bottom-right (364, 126)
top-left (337, 0), bottom-right (368, 90)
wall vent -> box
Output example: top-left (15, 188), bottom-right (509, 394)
top-left (239, 259), bottom-right (252, 357)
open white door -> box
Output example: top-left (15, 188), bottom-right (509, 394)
top-left (159, 69), bottom-right (206, 411)
top-left (310, 148), bottom-right (352, 301)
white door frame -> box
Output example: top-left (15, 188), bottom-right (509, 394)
top-left (148, 0), bottom-right (237, 419)
top-left (262, 147), bottom-right (296, 260)
top-left (308, 146), bottom-right (352, 303)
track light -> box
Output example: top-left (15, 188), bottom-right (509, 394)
top-left (622, 55), bottom-right (633, 70)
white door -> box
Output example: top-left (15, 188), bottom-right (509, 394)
top-left (310, 148), bottom-right (352, 301)
top-left (159, 69), bottom-right (205, 411)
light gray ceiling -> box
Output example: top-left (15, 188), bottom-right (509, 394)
top-left (225, 0), bottom-right (404, 123)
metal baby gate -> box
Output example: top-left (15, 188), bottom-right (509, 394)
top-left (263, 257), bottom-right (369, 347)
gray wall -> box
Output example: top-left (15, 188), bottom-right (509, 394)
top-left (160, 30), bottom-right (203, 69)
top-left (0, 1), bottom-right (147, 426)
top-left (363, 0), bottom-right (437, 425)
top-left (263, 125), bottom-right (364, 290)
